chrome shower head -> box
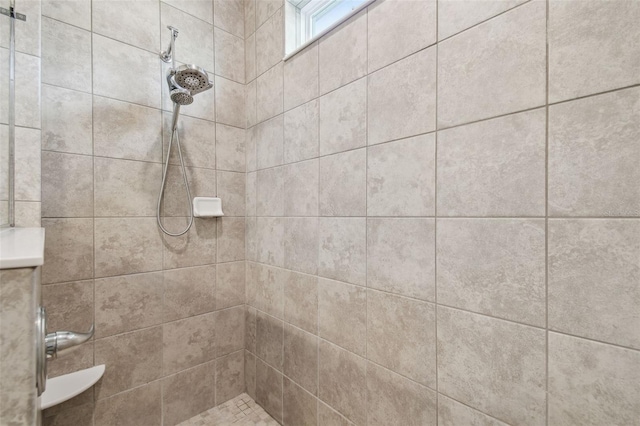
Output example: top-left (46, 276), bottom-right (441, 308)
top-left (173, 64), bottom-right (212, 95)
top-left (170, 87), bottom-right (193, 105)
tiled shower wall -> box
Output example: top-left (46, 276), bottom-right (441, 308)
top-left (39, 0), bottom-right (247, 425)
top-left (244, 0), bottom-right (640, 425)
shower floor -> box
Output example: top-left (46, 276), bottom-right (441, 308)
top-left (178, 393), bottom-right (279, 426)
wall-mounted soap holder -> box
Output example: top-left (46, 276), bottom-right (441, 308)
top-left (193, 197), bottom-right (224, 218)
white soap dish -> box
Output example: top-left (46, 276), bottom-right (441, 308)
top-left (193, 197), bottom-right (224, 218)
top-left (40, 365), bottom-right (105, 409)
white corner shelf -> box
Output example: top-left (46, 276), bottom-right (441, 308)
top-left (40, 365), bottom-right (105, 409)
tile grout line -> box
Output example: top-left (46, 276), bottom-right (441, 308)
top-left (434, 0), bottom-right (440, 420)
top-left (544, 1), bottom-right (550, 424)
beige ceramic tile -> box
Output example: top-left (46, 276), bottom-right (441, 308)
top-left (284, 324), bottom-right (318, 394)
top-left (245, 350), bottom-right (257, 399)
top-left (284, 271), bottom-right (318, 334)
top-left (246, 172), bottom-right (257, 217)
top-left (284, 100), bottom-right (319, 163)
top-left (93, 35), bottom-right (161, 108)
top-left (548, 219), bottom-right (640, 349)
top-left (93, 0), bottom-right (159, 52)
top-left (94, 381), bottom-right (162, 426)
top-left (13, 53), bottom-right (42, 129)
top-left (368, 0), bottom-right (436, 72)
top-left (245, 33), bottom-right (257, 83)
top-left (162, 217), bottom-right (217, 269)
top-left (217, 171), bottom-right (246, 216)
top-left (95, 218), bottom-right (163, 277)
top-left (256, 217), bottom-right (285, 268)
top-left (42, 85), bottom-right (93, 155)
top-left (163, 265), bottom-right (216, 321)
top-left (318, 340), bottom-right (366, 425)
top-left (283, 377), bottom-right (318, 426)
top-left (438, 307), bottom-right (546, 426)
top-left (318, 218), bottom-right (366, 286)
top-left (319, 148), bottom-right (366, 216)
top-left (215, 28), bottom-right (245, 83)
top-left (42, 218), bottom-right (94, 284)
top-left (257, 62), bottom-right (284, 123)
top-left (438, 395), bottom-right (510, 426)
top-left (437, 1), bottom-right (546, 128)
top-left (42, 0), bottom-right (91, 30)
top-left (41, 152), bottom-right (93, 218)
top-left (245, 304), bottom-right (257, 353)
top-left (318, 278), bottom-right (366, 356)
top-left (216, 124), bottom-right (245, 172)
top-left (163, 166), bottom-right (217, 217)
top-left (245, 0), bottom-right (257, 36)
top-left (94, 327), bottom-right (163, 399)
top-left (548, 87), bottom-right (640, 217)
top-left (215, 350), bottom-right (245, 404)
top-left (367, 218), bottom-right (435, 301)
top-left (256, 8), bottom-right (283, 76)
top-left (437, 108), bottom-right (546, 216)
top-left (162, 112), bottom-right (216, 169)
top-left (94, 157), bottom-right (161, 217)
top-left (163, 313), bottom-right (216, 375)
top-left (161, 3), bottom-right (214, 71)
top-left (367, 134), bottom-right (435, 216)
top-left (284, 217), bottom-right (318, 275)
top-left (284, 159), bottom-right (318, 216)
top-left (256, 114), bottom-right (284, 169)
top-left (317, 400), bottom-right (353, 426)
top-left (367, 290), bottom-right (436, 387)
top-left (256, 0), bottom-right (281, 27)
top-left (93, 96), bottom-right (163, 163)
top-left (256, 310), bottom-right (284, 370)
top-left (257, 166), bottom-right (284, 216)
top-left (319, 9), bottom-right (367, 95)
top-left (163, 0), bottom-right (213, 23)
top-left (14, 128), bottom-right (41, 202)
top-left (256, 358), bottom-right (283, 423)
top-left (438, 0), bottom-right (527, 40)
top-left (548, 332), bottom-right (640, 426)
top-left (214, 0), bottom-right (245, 38)
top-left (319, 78), bottom-right (367, 156)
top-left (42, 17), bottom-right (92, 93)
top-left (42, 280), bottom-right (94, 334)
top-left (215, 306), bottom-right (245, 356)
top-left (95, 272), bottom-right (163, 338)
top-left (284, 42), bottom-right (318, 110)
top-left (162, 362), bottom-right (216, 426)
top-left (548, 0), bottom-right (640, 103)
top-left (216, 261), bottom-right (245, 309)
top-left (217, 217), bottom-right (245, 262)
top-left (437, 219), bottom-right (546, 326)
top-left (366, 362), bottom-right (437, 426)
top-left (368, 48), bottom-right (437, 145)
top-left (215, 76), bottom-right (246, 128)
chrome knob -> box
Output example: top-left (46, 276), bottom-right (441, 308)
top-left (45, 324), bottom-right (94, 359)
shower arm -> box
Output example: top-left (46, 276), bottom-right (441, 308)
top-left (159, 26), bottom-right (179, 68)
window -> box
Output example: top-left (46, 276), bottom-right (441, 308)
top-left (285, 0), bottom-right (372, 58)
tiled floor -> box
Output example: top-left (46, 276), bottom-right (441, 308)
top-left (178, 393), bottom-right (279, 426)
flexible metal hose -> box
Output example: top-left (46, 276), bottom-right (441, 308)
top-left (156, 104), bottom-right (194, 236)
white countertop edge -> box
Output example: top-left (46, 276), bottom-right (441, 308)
top-left (0, 227), bottom-right (45, 269)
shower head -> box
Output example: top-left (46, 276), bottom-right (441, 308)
top-left (173, 64), bottom-right (212, 95)
top-left (170, 87), bottom-right (193, 105)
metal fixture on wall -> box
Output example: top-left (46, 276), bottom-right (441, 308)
top-left (156, 26), bottom-right (213, 236)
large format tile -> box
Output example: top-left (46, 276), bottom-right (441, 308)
top-left (367, 134), bottom-right (435, 216)
top-left (94, 382), bottom-right (162, 426)
top-left (161, 3), bottom-right (214, 71)
top-left (95, 272), bottom-right (163, 338)
top-left (319, 9), bottom-right (367, 95)
top-left (217, 217), bottom-right (246, 263)
top-left (162, 217), bottom-right (217, 269)
top-left (318, 218), bottom-right (366, 286)
top-left (42, 152), bottom-right (93, 218)
top-left (319, 78), bottom-right (367, 156)
top-left (437, 108), bottom-right (546, 216)
top-left (257, 166), bottom-right (284, 216)
top-left (216, 124), bottom-right (245, 172)
top-left (283, 217), bottom-right (318, 275)
top-left (42, 85), bottom-right (93, 155)
top-left (217, 171), bottom-right (245, 216)
top-left (42, 218), bottom-right (94, 284)
top-left (318, 278), bottom-right (366, 356)
top-left (283, 378), bottom-right (317, 426)
top-left (93, 35), bottom-right (161, 108)
top-left (214, 0), bottom-right (245, 38)
top-left (162, 362), bottom-right (216, 426)
top-left (438, 0), bottom-right (527, 40)
top-left (368, 48), bottom-right (436, 145)
top-left (257, 62), bottom-right (284, 123)
top-left (163, 265), bottom-right (216, 322)
top-left (215, 350), bottom-right (245, 404)
top-left (42, 280), bottom-right (94, 336)
top-left (95, 218), bottom-right (163, 277)
top-left (216, 261), bottom-right (245, 310)
top-left (283, 324), bottom-right (318, 395)
top-left (163, 0), bottom-right (213, 23)
top-left (366, 362), bottom-right (437, 426)
top-left (548, 87), bottom-right (640, 217)
top-left (94, 157), bottom-right (161, 217)
top-left (284, 159), bottom-right (318, 217)
top-left (42, 0), bottom-right (91, 30)
top-left (548, 219), bottom-right (640, 349)
top-left (549, 0), bottom-right (640, 103)
top-left (163, 313), bottom-right (216, 375)
top-left (256, 7), bottom-right (283, 76)
top-left (437, 219), bottom-right (546, 326)
top-left (256, 359), bottom-right (283, 423)
top-left (283, 100), bottom-right (319, 164)
top-left (367, 0), bottom-right (436, 72)
top-left (438, 307), bottom-right (546, 426)
top-left (367, 218), bottom-right (435, 301)
top-left (216, 76), bottom-right (246, 128)
top-left (215, 28), bottom-right (245, 84)
top-left (438, 1), bottom-right (546, 128)
top-left (548, 333), bottom-right (640, 426)
top-left (163, 113), bottom-right (216, 169)
top-left (256, 310), bottom-right (284, 370)
top-left (256, 115), bottom-right (284, 169)
top-left (319, 149), bottom-right (366, 216)
top-left (283, 271), bottom-right (318, 334)
top-left (215, 306), bottom-right (245, 357)
top-left (94, 96), bottom-right (163, 163)
top-left (438, 395), bottom-right (509, 426)
top-left (94, 327), bottom-right (163, 399)
top-left (14, 128), bottom-right (41, 202)
top-left (42, 17), bottom-right (92, 93)
top-left (284, 42), bottom-right (318, 111)
top-left (318, 340), bottom-right (366, 426)
top-left (93, 0), bottom-right (159, 52)
top-left (256, 217), bottom-right (285, 268)
top-left (367, 290), bottom-right (436, 387)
